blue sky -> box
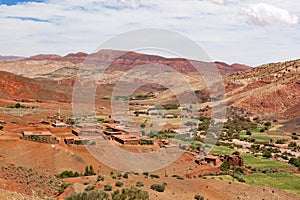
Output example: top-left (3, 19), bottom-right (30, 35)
top-left (0, 0), bottom-right (299, 66)
top-left (0, 0), bottom-right (43, 5)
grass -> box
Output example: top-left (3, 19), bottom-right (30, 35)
top-left (210, 146), bottom-right (235, 155)
top-left (244, 172), bottom-right (300, 195)
top-left (206, 175), bottom-right (237, 182)
top-left (251, 134), bottom-right (271, 142)
top-left (241, 153), bottom-right (294, 170)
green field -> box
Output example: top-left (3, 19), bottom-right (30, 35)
top-left (241, 153), bottom-right (294, 170)
top-left (251, 134), bottom-right (271, 142)
top-left (244, 172), bottom-right (300, 195)
top-left (210, 146), bottom-right (235, 155)
top-left (206, 175), bottom-right (238, 182)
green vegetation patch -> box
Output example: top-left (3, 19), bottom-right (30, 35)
top-left (241, 153), bottom-right (294, 170)
top-left (210, 146), bottom-right (235, 155)
top-left (244, 172), bottom-right (300, 195)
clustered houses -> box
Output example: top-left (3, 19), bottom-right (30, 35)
top-left (195, 154), bottom-right (244, 167)
top-left (102, 124), bottom-right (148, 145)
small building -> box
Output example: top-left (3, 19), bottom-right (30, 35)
top-left (52, 121), bottom-right (67, 128)
top-left (223, 154), bottom-right (244, 167)
top-left (64, 136), bottom-right (78, 145)
top-left (103, 124), bottom-right (128, 138)
top-left (204, 155), bottom-right (221, 166)
top-left (112, 134), bottom-right (141, 145)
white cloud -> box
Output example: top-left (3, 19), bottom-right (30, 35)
top-left (210, 0), bottom-right (227, 5)
top-left (119, 0), bottom-right (141, 9)
top-left (0, 0), bottom-right (299, 66)
top-left (241, 3), bottom-right (299, 26)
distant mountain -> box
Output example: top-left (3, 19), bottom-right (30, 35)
top-left (0, 50), bottom-right (250, 81)
top-left (1, 50), bottom-right (298, 120)
top-left (0, 55), bottom-right (24, 61)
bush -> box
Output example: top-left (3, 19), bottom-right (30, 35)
top-left (220, 161), bottom-right (230, 171)
top-left (260, 128), bottom-right (266, 133)
top-left (150, 174), bottom-right (160, 179)
top-left (122, 173), bottom-right (129, 179)
top-left (291, 135), bottom-right (299, 140)
top-left (141, 139), bottom-right (154, 145)
top-left (232, 151), bottom-right (240, 155)
top-left (194, 194), bottom-right (204, 200)
top-left (288, 142), bottom-right (297, 148)
top-left (97, 175), bottom-right (105, 182)
top-left (56, 170), bottom-right (80, 178)
top-left (264, 121), bottom-right (272, 127)
top-left (85, 185), bottom-right (96, 191)
top-left (111, 187), bottom-right (149, 200)
top-left (115, 181), bottom-right (123, 187)
top-left (136, 181), bottom-right (144, 187)
top-left (143, 172), bottom-right (149, 177)
top-left (150, 184), bottom-right (166, 192)
top-left (65, 190), bottom-right (109, 200)
top-left (104, 184), bottom-right (112, 191)
top-left (263, 151), bottom-right (272, 159)
top-left (289, 157), bottom-right (300, 167)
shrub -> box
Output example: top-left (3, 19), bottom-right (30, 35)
top-left (104, 184), bottom-right (112, 191)
top-left (264, 121), bottom-right (272, 127)
top-left (115, 181), bottom-right (123, 187)
top-left (288, 142), bottom-right (297, 148)
top-left (194, 194), bottom-right (204, 200)
top-left (246, 130), bottom-right (252, 136)
top-left (65, 190), bottom-right (109, 200)
top-left (291, 135), bottom-right (299, 140)
top-left (260, 128), bottom-right (266, 132)
top-left (136, 181), bottom-right (144, 187)
top-left (141, 139), bottom-right (154, 145)
top-left (150, 174), bottom-right (160, 179)
top-left (232, 151), bottom-right (240, 155)
top-left (289, 157), bottom-right (300, 167)
top-left (220, 161), bottom-right (230, 171)
top-left (143, 172), bottom-right (149, 177)
top-left (122, 173), bottom-right (129, 179)
top-left (97, 175), bottom-right (104, 182)
top-left (85, 185), bottom-right (96, 191)
top-left (150, 184), bottom-right (166, 192)
top-left (56, 170), bottom-right (80, 178)
top-left (263, 151), bottom-right (272, 159)
top-left (111, 187), bottom-right (149, 200)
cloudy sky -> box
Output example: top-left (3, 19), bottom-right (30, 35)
top-left (0, 0), bottom-right (299, 66)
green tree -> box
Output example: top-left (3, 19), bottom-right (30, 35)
top-left (220, 161), bottom-right (230, 171)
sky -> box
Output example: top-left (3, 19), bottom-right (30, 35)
top-left (0, 0), bottom-right (299, 66)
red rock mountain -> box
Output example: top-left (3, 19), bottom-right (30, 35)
top-left (0, 50), bottom-right (298, 120)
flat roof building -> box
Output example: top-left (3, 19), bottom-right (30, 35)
top-left (112, 134), bottom-right (141, 145)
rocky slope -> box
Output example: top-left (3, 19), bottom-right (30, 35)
top-left (225, 59), bottom-right (300, 119)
